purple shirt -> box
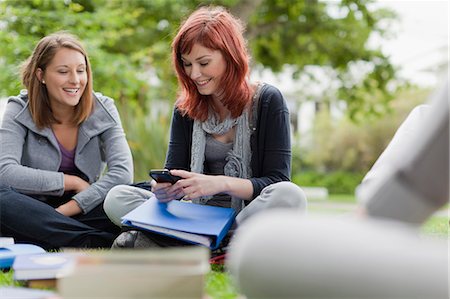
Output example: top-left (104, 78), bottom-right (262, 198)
top-left (55, 138), bottom-right (77, 174)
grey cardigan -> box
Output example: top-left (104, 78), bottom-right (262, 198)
top-left (0, 90), bottom-right (133, 214)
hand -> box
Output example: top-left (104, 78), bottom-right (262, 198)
top-left (171, 169), bottom-right (254, 200)
top-left (151, 178), bottom-right (185, 203)
top-left (169, 170), bottom-right (225, 201)
top-left (64, 174), bottom-right (90, 193)
top-left (55, 199), bottom-right (82, 216)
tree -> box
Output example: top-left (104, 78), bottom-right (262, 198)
top-left (0, 0), bottom-right (397, 119)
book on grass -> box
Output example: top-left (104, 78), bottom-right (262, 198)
top-left (59, 247), bottom-right (210, 299)
top-left (13, 252), bottom-right (79, 281)
top-left (0, 244), bottom-right (45, 269)
top-left (25, 279), bottom-right (58, 289)
top-left (121, 196), bottom-right (236, 250)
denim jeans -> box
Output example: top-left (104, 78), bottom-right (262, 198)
top-left (0, 186), bottom-right (120, 250)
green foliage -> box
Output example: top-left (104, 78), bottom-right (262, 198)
top-left (0, 0), bottom-right (401, 182)
top-left (247, 0), bottom-right (398, 119)
top-left (291, 86), bottom-right (432, 195)
top-left (292, 170), bottom-right (364, 194)
top-left (292, 86), bottom-right (432, 176)
top-left (0, 0), bottom-right (397, 120)
top-left (0, 0), bottom-right (183, 105)
top-left (116, 101), bottom-right (171, 181)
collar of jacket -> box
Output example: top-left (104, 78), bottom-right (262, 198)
top-left (14, 90), bottom-right (117, 152)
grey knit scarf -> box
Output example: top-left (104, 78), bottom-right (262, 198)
top-left (190, 84), bottom-right (263, 213)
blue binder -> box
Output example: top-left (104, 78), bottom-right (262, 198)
top-left (121, 198), bottom-right (236, 250)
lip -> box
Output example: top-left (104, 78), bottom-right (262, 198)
top-left (196, 79), bottom-right (211, 87)
top-left (63, 88), bottom-right (80, 95)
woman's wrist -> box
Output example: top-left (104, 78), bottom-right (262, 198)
top-left (63, 174), bottom-right (75, 191)
top-left (220, 176), bottom-right (253, 200)
top-left (64, 174), bottom-right (89, 193)
top-left (55, 199), bottom-right (82, 216)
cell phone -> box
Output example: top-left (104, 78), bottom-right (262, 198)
top-left (149, 169), bottom-right (182, 184)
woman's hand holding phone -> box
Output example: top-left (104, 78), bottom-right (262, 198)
top-left (150, 169), bottom-right (185, 202)
top-left (149, 169), bottom-right (181, 184)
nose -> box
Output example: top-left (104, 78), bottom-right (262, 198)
top-left (69, 70), bottom-right (80, 84)
top-left (189, 64), bottom-right (201, 80)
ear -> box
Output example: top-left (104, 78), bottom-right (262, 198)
top-left (36, 68), bottom-right (43, 82)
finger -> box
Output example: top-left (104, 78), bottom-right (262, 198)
top-left (184, 190), bottom-right (200, 200)
top-left (150, 179), bottom-right (157, 188)
top-left (170, 169), bottom-right (191, 178)
top-left (162, 184), bottom-right (185, 199)
top-left (154, 193), bottom-right (174, 203)
top-left (165, 187), bottom-right (182, 199)
top-left (176, 190), bottom-right (186, 199)
top-left (152, 182), bottom-right (172, 191)
top-left (157, 197), bottom-right (174, 203)
top-left (153, 188), bottom-right (171, 200)
top-left (191, 191), bottom-right (201, 199)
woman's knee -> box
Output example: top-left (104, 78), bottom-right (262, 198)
top-left (104, 184), bottom-right (151, 226)
top-left (103, 185), bottom-right (130, 226)
top-left (264, 181), bottom-right (308, 211)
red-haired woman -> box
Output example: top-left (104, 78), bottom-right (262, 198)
top-left (104, 6), bottom-right (307, 248)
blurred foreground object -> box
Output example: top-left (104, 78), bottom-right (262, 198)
top-left (59, 246), bottom-right (209, 299)
top-left (359, 81), bottom-right (448, 224)
top-left (228, 78), bottom-right (449, 299)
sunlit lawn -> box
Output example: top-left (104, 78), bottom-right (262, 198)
top-left (422, 214), bottom-right (449, 237)
top-left (1, 195), bottom-right (448, 299)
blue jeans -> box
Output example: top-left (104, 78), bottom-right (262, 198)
top-left (0, 186), bottom-right (120, 250)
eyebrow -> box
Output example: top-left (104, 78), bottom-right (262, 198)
top-left (181, 55), bottom-right (211, 61)
top-left (55, 63), bottom-right (86, 68)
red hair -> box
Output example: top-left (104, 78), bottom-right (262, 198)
top-left (171, 6), bottom-right (252, 121)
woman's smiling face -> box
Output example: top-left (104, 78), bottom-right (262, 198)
top-left (38, 47), bottom-right (87, 111)
top-left (181, 43), bottom-right (227, 100)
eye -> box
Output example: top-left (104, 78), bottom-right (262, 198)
top-left (200, 62), bottom-right (209, 66)
top-left (58, 70), bottom-right (68, 74)
top-left (182, 62), bottom-right (192, 67)
top-left (77, 69), bottom-right (86, 74)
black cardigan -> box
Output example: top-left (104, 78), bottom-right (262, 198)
top-left (164, 84), bottom-right (291, 200)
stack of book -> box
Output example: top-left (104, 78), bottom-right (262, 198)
top-left (12, 252), bottom-right (80, 288)
top-left (9, 246), bottom-right (210, 298)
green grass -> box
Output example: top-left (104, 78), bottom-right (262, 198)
top-left (205, 265), bottom-right (239, 299)
top-left (422, 216), bottom-right (449, 238)
top-left (328, 193), bottom-right (357, 203)
top-left (0, 270), bottom-right (20, 287)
